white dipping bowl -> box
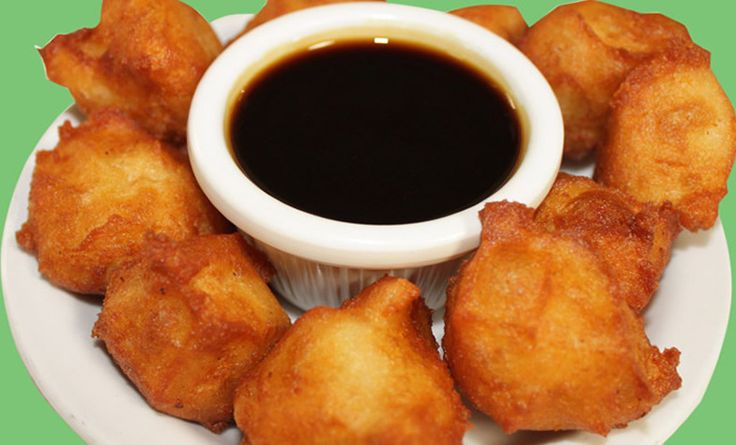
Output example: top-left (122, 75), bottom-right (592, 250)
top-left (188, 3), bottom-right (563, 310)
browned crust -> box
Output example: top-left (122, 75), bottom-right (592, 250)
top-left (518, 0), bottom-right (694, 160)
top-left (444, 201), bottom-right (681, 435)
top-left (93, 234), bottom-right (289, 432)
top-left (535, 173), bottom-right (681, 311)
top-left (235, 277), bottom-right (470, 445)
top-left (39, 0), bottom-right (222, 142)
top-left (596, 45), bottom-right (736, 231)
top-left (16, 110), bottom-right (231, 294)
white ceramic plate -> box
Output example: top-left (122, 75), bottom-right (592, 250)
top-left (2, 14), bottom-right (731, 445)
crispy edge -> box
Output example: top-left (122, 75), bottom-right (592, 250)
top-left (595, 46), bottom-right (736, 231)
top-left (235, 276), bottom-right (470, 445)
top-left (444, 201), bottom-right (681, 435)
top-left (535, 173), bottom-right (681, 311)
top-left (39, 0), bottom-right (223, 142)
top-left (94, 234), bottom-right (287, 432)
top-left (16, 110), bottom-right (231, 294)
top-left (518, 1), bottom-right (694, 160)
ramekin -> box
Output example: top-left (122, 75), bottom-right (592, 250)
top-left (188, 3), bottom-right (563, 310)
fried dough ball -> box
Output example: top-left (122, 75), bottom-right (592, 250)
top-left (16, 110), bottom-right (230, 294)
top-left (235, 277), bottom-right (470, 445)
top-left (40, 0), bottom-right (222, 142)
top-left (93, 234), bottom-right (290, 432)
top-left (239, 0), bottom-right (385, 36)
top-left (595, 46), bottom-right (736, 231)
top-left (444, 202), bottom-right (681, 436)
top-left (450, 5), bottom-right (527, 45)
top-left (535, 173), bottom-right (681, 311)
top-left (518, 1), bottom-right (692, 159)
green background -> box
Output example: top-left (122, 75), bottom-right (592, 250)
top-left (1, 0), bottom-right (733, 443)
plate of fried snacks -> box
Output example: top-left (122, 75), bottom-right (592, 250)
top-left (2, 1), bottom-right (734, 445)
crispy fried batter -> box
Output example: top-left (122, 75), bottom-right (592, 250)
top-left (235, 277), bottom-right (470, 445)
top-left (535, 173), bottom-right (681, 311)
top-left (239, 0), bottom-right (385, 36)
top-left (518, 0), bottom-right (692, 159)
top-left (595, 46), bottom-right (736, 231)
top-left (450, 5), bottom-right (527, 45)
top-left (16, 110), bottom-right (230, 294)
top-left (93, 234), bottom-right (289, 432)
top-left (444, 202), bottom-right (681, 435)
top-left (39, 0), bottom-right (222, 142)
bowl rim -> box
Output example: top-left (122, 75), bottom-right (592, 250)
top-left (188, 2), bottom-right (563, 268)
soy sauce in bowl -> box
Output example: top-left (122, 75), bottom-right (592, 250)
top-left (229, 38), bottom-right (520, 225)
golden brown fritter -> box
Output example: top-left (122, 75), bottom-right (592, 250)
top-left (444, 202), bottom-right (681, 436)
top-left (39, 0), bottom-right (222, 142)
top-left (518, 1), bottom-right (693, 159)
top-left (450, 5), bottom-right (527, 45)
top-left (535, 173), bottom-right (681, 311)
top-left (93, 234), bottom-right (290, 432)
top-left (16, 110), bottom-right (230, 294)
top-left (234, 277), bottom-right (470, 445)
top-left (237, 0), bottom-right (385, 36)
top-left (595, 46), bottom-right (736, 231)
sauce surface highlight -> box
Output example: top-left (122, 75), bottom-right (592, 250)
top-left (230, 39), bottom-right (520, 225)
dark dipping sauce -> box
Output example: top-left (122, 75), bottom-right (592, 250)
top-left (230, 39), bottom-right (520, 225)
